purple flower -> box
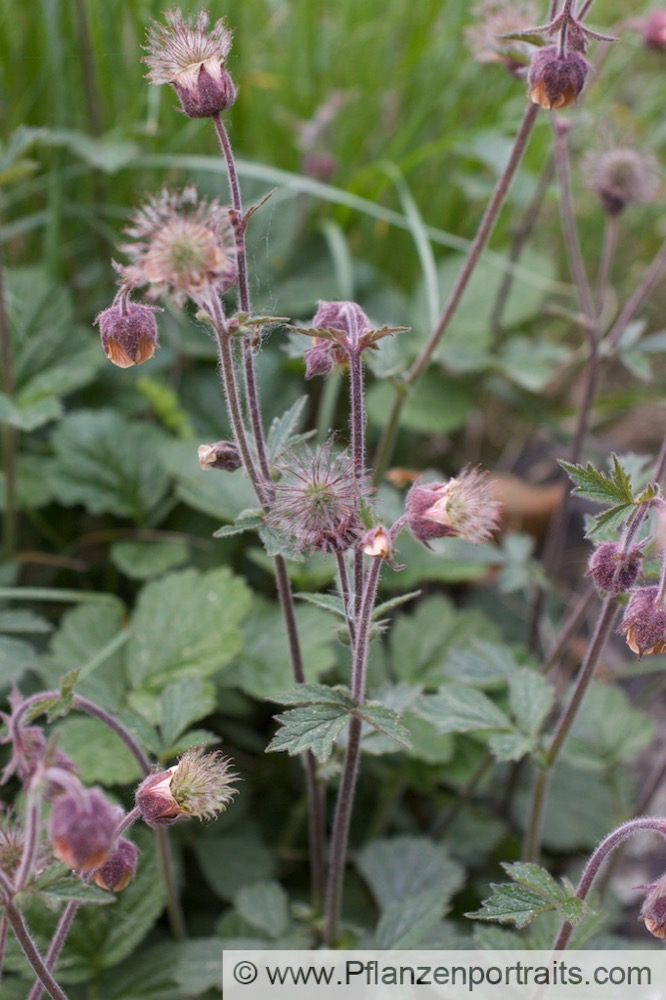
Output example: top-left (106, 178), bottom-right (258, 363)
top-left (94, 838), bottom-right (139, 892)
top-left (49, 785), bottom-right (122, 872)
top-left (136, 748), bottom-right (238, 828)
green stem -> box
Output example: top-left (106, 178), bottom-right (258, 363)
top-left (373, 102), bottom-right (539, 481)
top-left (523, 596), bottom-right (618, 860)
top-left (0, 240), bottom-right (17, 561)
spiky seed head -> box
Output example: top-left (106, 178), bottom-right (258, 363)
top-left (268, 443), bottom-right (369, 554)
top-left (121, 186), bottom-right (237, 307)
top-left (135, 748), bottom-right (238, 828)
top-left (93, 838), bottom-right (139, 892)
top-left (198, 440), bottom-right (242, 472)
top-left (49, 785), bottom-right (122, 872)
top-left (618, 586), bottom-right (666, 658)
top-left (95, 296), bottom-right (159, 368)
top-left (528, 45), bottom-right (591, 109)
top-left (582, 147), bottom-right (660, 215)
top-left (405, 467), bottom-right (501, 547)
top-left (144, 9), bottom-right (237, 117)
top-left (587, 541), bottom-right (644, 595)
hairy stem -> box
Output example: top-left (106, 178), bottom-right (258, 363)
top-left (523, 596), bottom-right (618, 860)
top-left (552, 116), bottom-right (595, 325)
top-left (553, 817), bottom-right (666, 950)
top-left (336, 551), bottom-right (356, 644)
top-left (0, 913), bottom-right (7, 983)
top-left (373, 102), bottom-right (539, 481)
top-left (155, 827), bottom-right (187, 940)
top-left (4, 904), bottom-right (69, 1000)
top-left (27, 901), bottom-right (78, 1000)
top-left (212, 113), bottom-right (272, 483)
top-left (74, 696), bottom-right (151, 774)
top-left (324, 555), bottom-right (382, 944)
top-left (14, 783), bottom-right (43, 892)
top-left (491, 155), bottom-right (555, 335)
top-left (432, 753), bottom-right (493, 839)
top-left (596, 214), bottom-right (617, 316)
top-left (210, 295), bottom-right (326, 910)
top-left (605, 240), bottom-right (666, 352)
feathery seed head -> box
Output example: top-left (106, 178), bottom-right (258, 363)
top-left (144, 9), bottom-right (237, 117)
top-left (121, 186), bottom-right (237, 307)
top-left (405, 467), bottom-right (501, 547)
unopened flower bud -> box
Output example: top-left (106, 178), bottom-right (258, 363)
top-left (363, 526), bottom-right (392, 559)
top-left (528, 45), bottom-right (591, 109)
top-left (49, 785), bottom-right (122, 872)
top-left (303, 339), bottom-right (338, 379)
top-left (135, 748), bottom-right (238, 828)
top-left (641, 872), bottom-right (666, 939)
top-left (93, 837), bottom-right (139, 892)
top-left (618, 586), bottom-right (666, 658)
top-left (587, 542), bottom-right (643, 596)
top-left (95, 299), bottom-right (159, 368)
top-left (405, 467), bottom-right (501, 547)
top-left (198, 440), bottom-right (242, 472)
top-left (313, 301), bottom-right (375, 352)
top-left (641, 10), bottom-right (666, 51)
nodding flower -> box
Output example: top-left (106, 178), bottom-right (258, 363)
top-left (405, 467), bottom-right (501, 548)
top-left (135, 748), bottom-right (238, 827)
top-left (143, 9), bottom-right (237, 118)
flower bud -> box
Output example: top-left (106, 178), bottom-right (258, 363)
top-left (618, 586), bottom-right (666, 658)
top-left (49, 785), bottom-right (122, 872)
top-left (198, 440), bottom-right (242, 472)
top-left (405, 467), bottom-right (501, 547)
top-left (135, 748), bottom-right (238, 828)
top-left (640, 872), bottom-right (666, 939)
top-left (312, 301), bottom-right (375, 352)
top-left (93, 837), bottom-right (139, 892)
top-left (303, 339), bottom-right (338, 379)
top-left (528, 45), bottom-right (591, 109)
top-left (587, 542), bottom-right (643, 596)
top-left (95, 300), bottom-right (159, 368)
top-left (641, 10), bottom-right (666, 51)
